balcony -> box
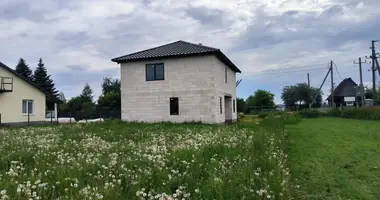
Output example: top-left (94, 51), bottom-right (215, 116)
top-left (0, 77), bottom-right (13, 93)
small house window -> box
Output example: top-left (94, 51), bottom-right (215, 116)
top-left (22, 100), bottom-right (34, 114)
top-left (233, 99), bottom-right (236, 113)
top-left (170, 97), bottom-right (179, 115)
top-left (225, 67), bottom-right (228, 83)
top-left (219, 97), bottom-right (223, 114)
top-left (146, 63), bottom-right (164, 81)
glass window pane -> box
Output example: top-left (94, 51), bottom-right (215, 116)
top-left (225, 67), bottom-right (227, 83)
top-left (233, 99), bottom-right (235, 113)
top-left (22, 100), bottom-right (27, 114)
top-left (155, 64), bottom-right (164, 80)
top-left (219, 97), bottom-right (223, 114)
top-left (28, 100), bottom-right (33, 114)
top-left (170, 97), bottom-right (179, 115)
top-left (146, 64), bottom-right (155, 81)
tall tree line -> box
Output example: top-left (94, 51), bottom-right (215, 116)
top-left (14, 58), bottom-right (59, 100)
top-left (59, 77), bottom-right (121, 114)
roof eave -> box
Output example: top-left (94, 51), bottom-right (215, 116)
top-left (112, 51), bottom-right (242, 73)
top-left (214, 50), bottom-right (242, 73)
top-left (111, 51), bottom-right (216, 64)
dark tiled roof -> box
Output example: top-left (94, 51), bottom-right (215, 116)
top-left (326, 78), bottom-right (357, 100)
top-left (111, 40), bottom-right (241, 73)
top-left (0, 61), bottom-right (57, 102)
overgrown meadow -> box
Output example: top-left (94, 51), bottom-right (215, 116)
top-left (0, 120), bottom-right (292, 200)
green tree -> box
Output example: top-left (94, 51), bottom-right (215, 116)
top-left (281, 83), bottom-right (322, 109)
top-left (281, 85), bottom-right (297, 108)
top-left (246, 89), bottom-right (275, 107)
top-left (67, 96), bottom-right (83, 112)
top-left (57, 92), bottom-right (68, 112)
top-left (66, 84), bottom-right (95, 113)
top-left (80, 83), bottom-right (94, 103)
top-left (58, 92), bottom-right (66, 103)
top-left (15, 58), bottom-right (33, 81)
top-left (33, 58), bottom-right (59, 99)
top-left (98, 92), bottom-right (121, 111)
top-left (97, 77), bottom-right (121, 111)
top-left (364, 83), bottom-right (380, 104)
top-left (101, 77), bottom-right (120, 94)
top-left (236, 97), bottom-right (246, 113)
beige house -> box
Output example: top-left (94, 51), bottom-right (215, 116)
top-left (112, 40), bottom-right (241, 124)
top-left (0, 62), bottom-right (57, 125)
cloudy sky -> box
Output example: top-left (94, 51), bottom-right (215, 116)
top-left (1, 0), bottom-right (379, 103)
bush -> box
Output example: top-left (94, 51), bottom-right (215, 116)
top-left (326, 109), bottom-right (342, 117)
top-left (326, 107), bottom-right (380, 120)
top-left (298, 110), bottom-right (320, 118)
top-left (238, 112), bottom-right (245, 119)
top-left (258, 112), bottom-right (269, 118)
top-left (283, 114), bottom-right (302, 124)
top-left (263, 112), bottom-right (301, 125)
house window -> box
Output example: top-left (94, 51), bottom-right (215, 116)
top-left (22, 100), bottom-right (34, 114)
top-left (219, 97), bottom-right (223, 114)
top-left (146, 63), bottom-right (164, 81)
top-left (233, 99), bottom-right (236, 113)
top-left (170, 97), bottom-right (179, 115)
top-left (225, 67), bottom-right (228, 83)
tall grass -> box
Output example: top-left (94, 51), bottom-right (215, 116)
top-left (0, 120), bottom-right (292, 199)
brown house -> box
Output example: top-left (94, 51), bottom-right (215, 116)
top-left (326, 78), bottom-right (363, 107)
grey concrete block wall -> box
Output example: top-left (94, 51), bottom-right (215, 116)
top-left (120, 55), bottom-right (238, 124)
top-left (211, 56), bottom-right (238, 123)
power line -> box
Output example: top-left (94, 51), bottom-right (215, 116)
top-left (273, 62), bottom-right (328, 71)
top-left (247, 66), bottom-right (328, 76)
top-left (332, 62), bottom-right (344, 81)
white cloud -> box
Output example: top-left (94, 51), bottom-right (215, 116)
top-left (1, 0), bottom-right (379, 101)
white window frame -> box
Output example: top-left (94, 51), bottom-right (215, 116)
top-left (22, 99), bottom-right (34, 115)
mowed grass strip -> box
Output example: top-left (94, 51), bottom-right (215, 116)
top-left (287, 117), bottom-right (380, 200)
top-left (0, 120), bottom-right (291, 200)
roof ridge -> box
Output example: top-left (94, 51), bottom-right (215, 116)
top-left (111, 40), bottom-right (220, 62)
top-left (178, 40), bottom-right (219, 50)
top-left (111, 40), bottom-right (183, 61)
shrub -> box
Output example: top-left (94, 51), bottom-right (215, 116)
top-left (298, 110), bottom-right (320, 118)
top-left (264, 112), bottom-right (301, 125)
top-left (283, 114), bottom-right (302, 124)
top-left (238, 112), bottom-right (245, 119)
top-left (326, 107), bottom-right (380, 120)
top-left (326, 109), bottom-right (342, 117)
top-left (258, 112), bottom-right (269, 118)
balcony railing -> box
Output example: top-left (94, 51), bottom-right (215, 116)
top-left (0, 77), bottom-right (13, 93)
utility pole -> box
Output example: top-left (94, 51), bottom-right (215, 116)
top-left (376, 58), bottom-right (380, 76)
top-left (367, 40), bottom-right (379, 99)
top-left (354, 57), bottom-right (366, 106)
top-left (330, 61), bottom-right (335, 108)
top-left (307, 73), bottom-right (310, 87)
top-left (310, 66), bottom-right (331, 108)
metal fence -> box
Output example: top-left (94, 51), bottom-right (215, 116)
top-left (57, 110), bottom-right (121, 122)
top-left (246, 106), bottom-right (284, 114)
top-left (0, 110), bottom-right (121, 127)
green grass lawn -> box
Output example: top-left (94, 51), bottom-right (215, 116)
top-left (0, 121), bottom-right (291, 200)
top-left (287, 118), bottom-right (380, 200)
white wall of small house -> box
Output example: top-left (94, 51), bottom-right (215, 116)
top-left (0, 67), bottom-right (46, 123)
top-left (120, 55), bottom-right (238, 123)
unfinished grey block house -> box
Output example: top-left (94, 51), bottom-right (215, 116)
top-left (111, 40), bottom-right (241, 124)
